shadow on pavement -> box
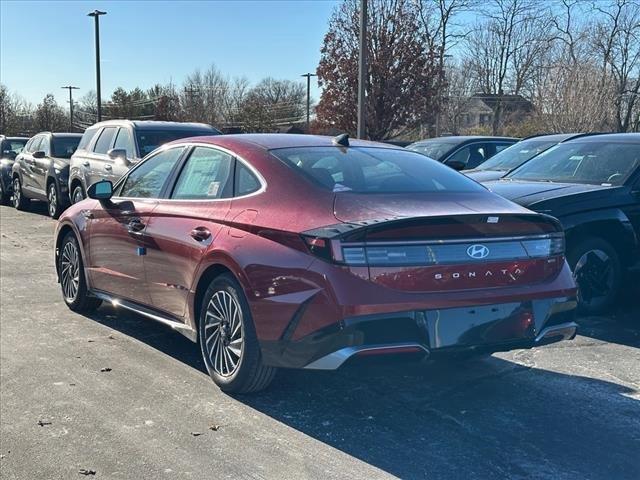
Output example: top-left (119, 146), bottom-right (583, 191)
top-left (85, 303), bottom-right (640, 479)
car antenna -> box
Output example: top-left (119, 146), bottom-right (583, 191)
top-left (332, 133), bottom-right (349, 147)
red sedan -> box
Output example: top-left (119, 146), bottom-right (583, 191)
top-left (55, 134), bottom-right (578, 393)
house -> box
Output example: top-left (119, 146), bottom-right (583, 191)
top-left (451, 94), bottom-right (534, 131)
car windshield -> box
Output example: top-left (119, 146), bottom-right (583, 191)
top-left (52, 136), bottom-right (81, 158)
top-left (506, 141), bottom-right (640, 186)
top-left (136, 129), bottom-right (215, 157)
top-left (271, 146), bottom-right (485, 194)
top-left (2, 139), bottom-right (27, 157)
top-left (407, 139), bottom-right (459, 160)
top-left (476, 138), bottom-right (560, 172)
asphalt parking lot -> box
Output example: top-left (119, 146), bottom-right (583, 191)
top-left (1, 203), bottom-right (639, 480)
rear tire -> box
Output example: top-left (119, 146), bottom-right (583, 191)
top-left (58, 232), bottom-right (102, 313)
top-left (12, 177), bottom-right (30, 211)
top-left (198, 274), bottom-right (276, 394)
top-left (567, 238), bottom-right (621, 315)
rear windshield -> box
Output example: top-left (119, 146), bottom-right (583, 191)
top-left (507, 141), bottom-right (640, 185)
top-left (52, 136), bottom-right (81, 158)
top-left (476, 139), bottom-right (560, 172)
top-left (271, 146), bottom-right (486, 194)
top-left (136, 129), bottom-right (217, 157)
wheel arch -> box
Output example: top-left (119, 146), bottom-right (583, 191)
top-left (54, 220), bottom-right (91, 288)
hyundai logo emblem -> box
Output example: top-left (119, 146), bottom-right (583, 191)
top-left (467, 244), bottom-right (490, 259)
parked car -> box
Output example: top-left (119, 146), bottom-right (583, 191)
top-left (407, 136), bottom-right (518, 170)
top-left (68, 120), bottom-right (220, 204)
top-left (0, 135), bottom-right (28, 204)
top-left (55, 134), bottom-right (577, 393)
top-left (12, 132), bottom-right (82, 218)
top-left (464, 133), bottom-right (595, 182)
top-left (484, 133), bottom-right (640, 314)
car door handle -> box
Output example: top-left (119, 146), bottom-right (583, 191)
top-left (104, 164), bottom-right (112, 171)
top-left (190, 227), bottom-right (211, 242)
top-left (127, 218), bottom-right (145, 233)
top-left (82, 161), bottom-right (90, 167)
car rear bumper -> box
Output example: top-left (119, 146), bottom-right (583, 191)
top-left (260, 296), bottom-right (577, 369)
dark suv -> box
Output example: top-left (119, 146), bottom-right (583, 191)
top-left (68, 120), bottom-right (220, 203)
top-left (0, 135), bottom-right (28, 204)
top-left (12, 132), bottom-right (82, 218)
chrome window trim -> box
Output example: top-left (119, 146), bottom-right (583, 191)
top-left (112, 141), bottom-right (267, 203)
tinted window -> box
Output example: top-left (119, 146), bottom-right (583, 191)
top-left (271, 147), bottom-right (485, 193)
top-left (119, 147), bottom-right (184, 198)
top-left (172, 147), bottom-right (233, 200)
top-left (508, 141), bottom-right (640, 186)
top-left (93, 127), bottom-right (117, 154)
top-left (52, 136), bottom-right (81, 158)
top-left (477, 139), bottom-right (559, 172)
top-left (446, 144), bottom-right (486, 169)
top-left (113, 128), bottom-right (134, 158)
top-left (136, 129), bottom-right (215, 157)
top-left (236, 162), bottom-right (261, 196)
top-left (77, 127), bottom-right (99, 151)
top-left (407, 139), bottom-right (459, 160)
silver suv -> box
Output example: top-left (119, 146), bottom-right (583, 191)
top-left (68, 120), bottom-right (220, 203)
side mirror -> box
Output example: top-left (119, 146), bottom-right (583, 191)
top-left (87, 180), bottom-right (113, 201)
top-left (446, 160), bottom-right (466, 171)
top-left (107, 148), bottom-right (130, 165)
top-left (33, 151), bottom-right (46, 159)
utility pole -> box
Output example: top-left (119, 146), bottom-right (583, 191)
top-left (88, 10), bottom-right (106, 122)
top-left (61, 86), bottom-right (80, 131)
top-left (301, 73), bottom-right (316, 133)
top-left (357, 0), bottom-right (368, 139)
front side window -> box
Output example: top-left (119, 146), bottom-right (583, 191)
top-left (172, 147), bottom-right (234, 200)
top-left (136, 129), bottom-right (215, 157)
top-left (119, 147), bottom-right (184, 198)
top-left (271, 147), bottom-right (485, 194)
top-left (2, 139), bottom-right (27, 156)
top-left (507, 141), bottom-right (640, 185)
top-left (38, 136), bottom-right (51, 155)
top-left (446, 144), bottom-right (486, 169)
top-left (29, 136), bottom-right (43, 154)
top-left (52, 136), bottom-right (81, 158)
top-left (93, 127), bottom-right (117, 154)
top-left (113, 128), bottom-right (134, 158)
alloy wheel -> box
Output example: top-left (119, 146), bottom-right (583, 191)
top-left (12, 179), bottom-right (20, 208)
top-left (60, 240), bottom-right (80, 302)
top-left (203, 290), bottom-right (244, 377)
top-left (73, 187), bottom-right (84, 204)
top-left (48, 184), bottom-right (57, 217)
top-left (574, 249), bottom-right (614, 307)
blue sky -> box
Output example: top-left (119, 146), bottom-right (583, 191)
top-left (1, 0), bottom-right (339, 108)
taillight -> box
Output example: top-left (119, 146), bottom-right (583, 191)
top-left (301, 235), bottom-right (334, 261)
top-left (522, 233), bottom-right (565, 258)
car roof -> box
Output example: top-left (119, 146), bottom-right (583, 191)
top-left (88, 120), bottom-right (217, 131)
top-left (412, 136), bottom-right (519, 144)
top-left (1, 136), bottom-right (29, 141)
top-left (170, 133), bottom-right (404, 150)
top-left (50, 132), bottom-right (83, 138)
top-left (561, 132), bottom-right (640, 144)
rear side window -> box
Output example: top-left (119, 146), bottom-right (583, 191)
top-left (172, 147), bottom-right (234, 200)
top-left (77, 127), bottom-right (99, 151)
top-left (271, 146), bottom-right (485, 193)
top-left (235, 162), bottom-right (261, 196)
top-left (93, 127), bottom-right (117, 154)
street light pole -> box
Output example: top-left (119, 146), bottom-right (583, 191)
top-left (88, 10), bottom-right (106, 123)
top-left (61, 86), bottom-right (80, 131)
top-left (301, 73), bottom-right (316, 132)
top-left (357, 0), bottom-right (368, 139)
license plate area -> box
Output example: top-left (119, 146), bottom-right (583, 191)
top-left (424, 302), bottom-right (535, 349)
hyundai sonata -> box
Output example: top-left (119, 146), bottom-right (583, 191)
top-left (55, 134), bottom-right (578, 393)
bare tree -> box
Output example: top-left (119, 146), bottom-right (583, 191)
top-left (238, 78), bottom-right (306, 132)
